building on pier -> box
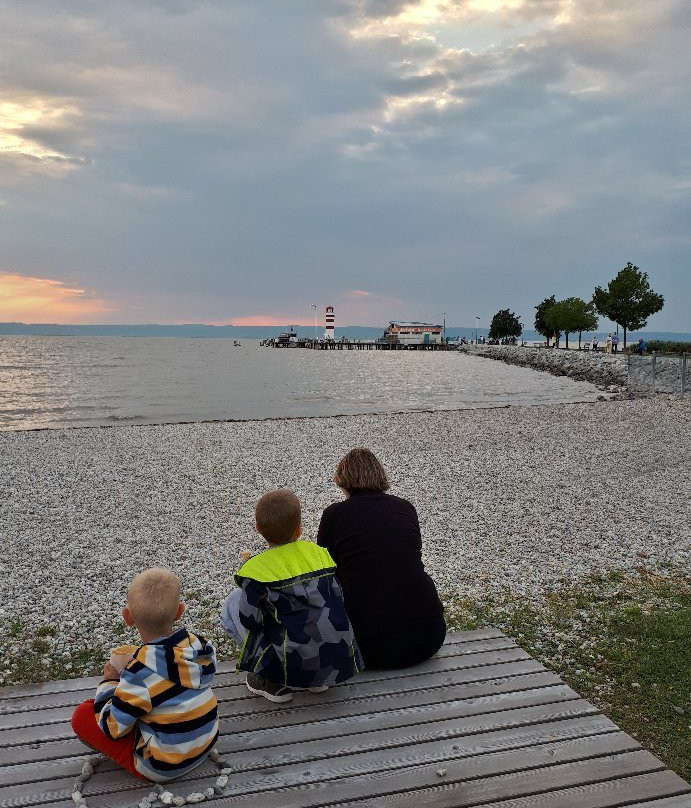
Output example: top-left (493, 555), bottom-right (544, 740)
top-left (325, 305), bottom-right (335, 340)
top-left (381, 321), bottom-right (443, 345)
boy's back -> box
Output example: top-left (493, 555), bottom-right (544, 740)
top-left (229, 540), bottom-right (362, 689)
top-left (94, 628), bottom-right (219, 781)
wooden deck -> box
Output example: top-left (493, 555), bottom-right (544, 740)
top-left (1, 628), bottom-right (689, 807)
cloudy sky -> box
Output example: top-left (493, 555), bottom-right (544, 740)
top-left (1, 0), bottom-right (689, 329)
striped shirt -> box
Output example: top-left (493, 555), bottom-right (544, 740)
top-left (94, 628), bottom-right (219, 782)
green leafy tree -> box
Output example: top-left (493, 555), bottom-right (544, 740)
top-left (534, 295), bottom-right (558, 344)
top-left (592, 262), bottom-right (664, 349)
top-left (544, 297), bottom-right (598, 349)
top-left (489, 309), bottom-right (523, 340)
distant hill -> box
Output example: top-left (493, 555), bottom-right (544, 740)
top-left (0, 322), bottom-right (689, 342)
top-left (0, 322), bottom-right (385, 339)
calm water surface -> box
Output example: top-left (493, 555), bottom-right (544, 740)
top-left (0, 336), bottom-right (602, 430)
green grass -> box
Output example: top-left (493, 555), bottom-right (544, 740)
top-left (444, 568), bottom-right (691, 781)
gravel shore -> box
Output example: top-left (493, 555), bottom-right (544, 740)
top-left (1, 397), bottom-right (689, 683)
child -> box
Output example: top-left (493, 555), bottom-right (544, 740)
top-left (71, 568), bottom-right (219, 782)
top-left (221, 489), bottom-right (361, 703)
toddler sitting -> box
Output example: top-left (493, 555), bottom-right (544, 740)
top-left (71, 568), bottom-right (219, 781)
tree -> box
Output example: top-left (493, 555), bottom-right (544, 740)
top-left (534, 295), bottom-right (558, 344)
top-left (592, 262), bottom-right (664, 349)
top-left (544, 297), bottom-right (598, 349)
top-left (489, 309), bottom-right (523, 340)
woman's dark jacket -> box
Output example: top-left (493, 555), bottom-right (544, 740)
top-left (317, 490), bottom-right (445, 669)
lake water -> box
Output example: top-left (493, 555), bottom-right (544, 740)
top-left (0, 336), bottom-right (604, 430)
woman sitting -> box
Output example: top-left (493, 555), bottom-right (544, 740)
top-left (317, 447), bottom-right (446, 669)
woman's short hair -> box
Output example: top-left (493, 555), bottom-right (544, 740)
top-left (334, 448), bottom-right (390, 493)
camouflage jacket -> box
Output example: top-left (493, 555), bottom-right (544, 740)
top-left (233, 541), bottom-right (362, 688)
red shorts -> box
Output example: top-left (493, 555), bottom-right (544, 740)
top-left (71, 699), bottom-right (146, 780)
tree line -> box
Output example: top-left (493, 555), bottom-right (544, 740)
top-left (487, 262), bottom-right (664, 349)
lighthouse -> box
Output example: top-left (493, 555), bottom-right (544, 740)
top-left (324, 305), bottom-right (335, 340)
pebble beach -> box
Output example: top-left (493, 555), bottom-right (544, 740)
top-left (1, 397), bottom-right (689, 684)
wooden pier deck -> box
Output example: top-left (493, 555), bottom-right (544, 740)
top-left (263, 339), bottom-right (454, 350)
top-left (1, 628), bottom-right (689, 807)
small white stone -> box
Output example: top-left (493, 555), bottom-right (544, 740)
top-left (215, 774), bottom-right (228, 788)
top-left (208, 748), bottom-right (221, 762)
top-left (72, 794), bottom-right (82, 803)
top-left (172, 797), bottom-right (187, 807)
top-left (436, 768), bottom-right (448, 777)
top-left (159, 793), bottom-right (174, 806)
top-left (186, 794), bottom-right (205, 804)
top-left (81, 761), bottom-right (94, 776)
top-left (204, 787), bottom-right (215, 798)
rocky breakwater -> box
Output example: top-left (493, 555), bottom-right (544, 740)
top-left (464, 345), bottom-right (628, 392)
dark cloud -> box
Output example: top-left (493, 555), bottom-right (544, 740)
top-left (0, 0), bottom-right (688, 328)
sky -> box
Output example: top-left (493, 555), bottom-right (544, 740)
top-left (0, 0), bottom-right (689, 330)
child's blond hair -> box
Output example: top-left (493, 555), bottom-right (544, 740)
top-left (128, 568), bottom-right (181, 635)
top-left (255, 489), bottom-right (301, 545)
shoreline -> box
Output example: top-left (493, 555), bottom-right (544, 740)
top-left (1, 395), bottom-right (620, 433)
top-left (1, 397), bottom-right (689, 685)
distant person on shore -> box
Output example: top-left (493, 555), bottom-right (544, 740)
top-left (318, 448), bottom-right (446, 669)
top-left (221, 489), bottom-right (361, 703)
top-left (71, 569), bottom-right (219, 782)
top-left (606, 334), bottom-right (613, 354)
top-left (612, 333), bottom-right (619, 353)
top-left (592, 336), bottom-right (599, 351)
top-left (635, 338), bottom-right (647, 355)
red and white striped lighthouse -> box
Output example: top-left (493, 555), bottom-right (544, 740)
top-left (324, 305), bottom-right (335, 340)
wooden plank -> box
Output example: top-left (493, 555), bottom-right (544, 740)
top-left (0, 660), bottom-right (550, 764)
top-left (0, 655), bottom-right (543, 750)
top-left (0, 640), bottom-right (524, 728)
top-left (0, 628), bottom-right (508, 701)
top-left (0, 633), bottom-right (516, 716)
top-left (625, 796), bottom-right (691, 808)
top-left (0, 661), bottom-right (547, 730)
top-left (1, 698), bottom-right (603, 791)
top-left (0, 673), bottom-right (565, 785)
top-left (459, 771), bottom-right (691, 808)
top-left (6, 729), bottom-right (635, 808)
top-left (0, 634), bottom-right (521, 713)
top-left (0, 714), bottom-right (617, 792)
top-left (0, 682), bottom-right (584, 794)
top-left (3, 688), bottom-right (591, 771)
top-left (228, 749), bottom-right (663, 808)
top-left (0, 660), bottom-right (554, 734)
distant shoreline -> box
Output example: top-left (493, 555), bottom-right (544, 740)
top-left (1, 323), bottom-right (690, 342)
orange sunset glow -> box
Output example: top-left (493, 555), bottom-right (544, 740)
top-left (0, 272), bottom-right (113, 323)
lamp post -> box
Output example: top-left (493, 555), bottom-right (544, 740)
top-left (475, 316), bottom-right (480, 344)
top-left (442, 312), bottom-right (446, 342)
top-left (309, 304), bottom-right (317, 346)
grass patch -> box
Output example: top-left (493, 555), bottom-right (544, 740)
top-left (444, 567), bottom-right (691, 781)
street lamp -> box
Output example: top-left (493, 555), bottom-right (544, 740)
top-left (475, 316), bottom-right (480, 344)
top-left (442, 312), bottom-right (446, 342)
top-left (309, 304), bottom-right (317, 346)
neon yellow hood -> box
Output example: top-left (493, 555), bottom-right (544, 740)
top-left (235, 540), bottom-right (336, 584)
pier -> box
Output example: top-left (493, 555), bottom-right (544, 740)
top-left (261, 338), bottom-right (455, 350)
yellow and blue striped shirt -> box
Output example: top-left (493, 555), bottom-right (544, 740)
top-left (94, 628), bottom-right (219, 782)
